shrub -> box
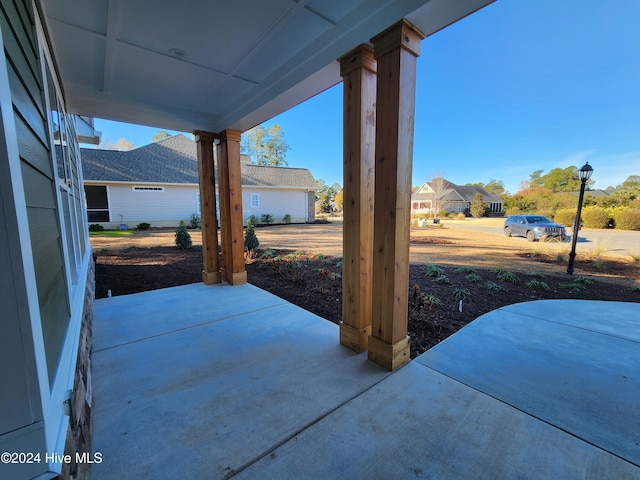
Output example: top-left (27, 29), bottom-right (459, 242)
top-left (189, 214), bottom-right (201, 229)
top-left (88, 223), bottom-right (104, 232)
top-left (175, 222), bottom-right (192, 249)
top-left (282, 213), bottom-right (292, 224)
top-left (136, 222), bottom-right (151, 230)
top-left (581, 207), bottom-right (611, 229)
top-left (613, 209), bottom-right (640, 230)
top-left (247, 215), bottom-right (260, 227)
top-left (261, 213), bottom-right (274, 225)
top-left (424, 264), bottom-right (445, 277)
top-left (553, 208), bottom-right (575, 227)
top-left (455, 212), bottom-right (466, 220)
top-left (244, 224), bottom-right (259, 252)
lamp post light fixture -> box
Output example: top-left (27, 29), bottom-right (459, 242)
top-left (567, 162), bottom-right (594, 275)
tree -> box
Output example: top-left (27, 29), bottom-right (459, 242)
top-left (470, 193), bottom-right (486, 218)
top-left (429, 176), bottom-right (451, 219)
top-left (333, 189), bottom-right (344, 212)
top-left (152, 130), bottom-right (170, 142)
top-left (315, 179), bottom-right (341, 214)
top-left (241, 124), bottom-right (290, 166)
top-left (484, 178), bottom-right (507, 196)
top-left (99, 137), bottom-right (135, 151)
top-left (527, 166), bottom-right (595, 193)
top-left (615, 175), bottom-right (640, 201)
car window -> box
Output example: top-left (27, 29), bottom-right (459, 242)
top-left (526, 216), bottom-right (551, 224)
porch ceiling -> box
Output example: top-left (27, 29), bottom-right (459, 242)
top-left (40, 0), bottom-right (493, 133)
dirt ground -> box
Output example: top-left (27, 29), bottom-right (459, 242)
top-left (92, 220), bottom-right (640, 358)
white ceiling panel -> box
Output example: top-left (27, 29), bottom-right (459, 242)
top-left (304, 0), bottom-right (367, 25)
top-left (45, 0), bottom-right (108, 35)
top-left (109, 42), bottom-right (227, 111)
top-left (49, 20), bottom-right (106, 90)
top-left (236, 6), bottom-right (334, 83)
top-left (39, 0), bottom-right (495, 133)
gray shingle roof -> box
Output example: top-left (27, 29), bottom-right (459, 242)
top-left (413, 179), bottom-right (503, 204)
top-left (81, 134), bottom-right (317, 190)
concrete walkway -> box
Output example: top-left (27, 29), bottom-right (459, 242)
top-left (91, 284), bottom-right (640, 479)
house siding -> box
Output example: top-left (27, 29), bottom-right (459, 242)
top-left (98, 183), bottom-right (200, 227)
top-left (242, 188), bottom-right (308, 223)
top-left (0, 1), bottom-right (94, 477)
top-left (87, 182), bottom-right (314, 227)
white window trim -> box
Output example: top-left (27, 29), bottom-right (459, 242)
top-left (250, 193), bottom-right (259, 208)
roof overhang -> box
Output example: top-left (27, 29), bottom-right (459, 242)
top-left (40, 0), bottom-right (494, 133)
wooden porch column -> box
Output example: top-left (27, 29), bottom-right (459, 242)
top-left (338, 45), bottom-right (376, 353)
top-left (194, 130), bottom-right (221, 284)
top-left (368, 19), bottom-right (425, 370)
top-left (216, 129), bottom-right (247, 285)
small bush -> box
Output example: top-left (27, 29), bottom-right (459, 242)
top-left (89, 223), bottom-right (104, 232)
top-left (261, 213), bottom-right (274, 225)
top-left (424, 264), bottom-right (445, 277)
top-left (244, 224), bottom-right (259, 252)
top-left (455, 212), bottom-right (466, 220)
top-left (465, 273), bottom-right (483, 283)
top-left (526, 279), bottom-right (550, 291)
top-left (282, 214), bottom-right (292, 224)
top-left (189, 214), bottom-right (201, 229)
top-left (455, 267), bottom-right (476, 274)
top-left (613, 209), bottom-right (640, 230)
top-left (452, 287), bottom-right (470, 300)
top-left (175, 222), bottom-right (192, 249)
top-left (581, 207), bottom-right (611, 229)
top-left (261, 248), bottom-right (275, 259)
top-left (137, 222), bottom-right (151, 230)
top-left (247, 215), bottom-right (260, 227)
top-left (553, 208), bottom-right (575, 227)
top-left (485, 281), bottom-right (505, 292)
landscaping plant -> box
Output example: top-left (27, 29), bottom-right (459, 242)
top-left (175, 221), bottom-right (192, 249)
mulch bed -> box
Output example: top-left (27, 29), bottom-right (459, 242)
top-left (94, 246), bottom-right (640, 358)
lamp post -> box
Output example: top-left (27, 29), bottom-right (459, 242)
top-left (567, 162), bottom-right (594, 275)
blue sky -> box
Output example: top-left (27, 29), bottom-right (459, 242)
top-left (93, 0), bottom-right (639, 194)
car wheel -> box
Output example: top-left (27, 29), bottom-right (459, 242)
top-left (526, 230), bottom-right (535, 242)
top-left (504, 227), bottom-right (511, 237)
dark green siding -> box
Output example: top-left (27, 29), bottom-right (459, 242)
top-left (2, 0), bottom-right (70, 385)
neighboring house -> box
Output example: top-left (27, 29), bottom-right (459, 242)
top-left (81, 135), bottom-right (317, 228)
top-left (412, 179), bottom-right (503, 216)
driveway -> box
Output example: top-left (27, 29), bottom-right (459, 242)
top-left (445, 219), bottom-right (639, 258)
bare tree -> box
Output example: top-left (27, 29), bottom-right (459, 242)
top-left (427, 174), bottom-right (452, 219)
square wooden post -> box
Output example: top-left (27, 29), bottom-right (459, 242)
top-left (216, 129), bottom-right (247, 285)
top-left (338, 45), bottom-right (376, 353)
top-left (194, 131), bottom-right (221, 284)
top-left (368, 19), bottom-right (425, 370)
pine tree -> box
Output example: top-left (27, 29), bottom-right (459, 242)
top-left (244, 224), bottom-right (259, 252)
top-left (470, 193), bottom-right (486, 218)
top-left (175, 221), bottom-right (192, 249)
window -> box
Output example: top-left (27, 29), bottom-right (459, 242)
top-left (85, 185), bottom-right (110, 222)
top-left (250, 193), bottom-right (259, 208)
top-left (133, 186), bottom-right (164, 192)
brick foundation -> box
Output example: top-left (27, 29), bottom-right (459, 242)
top-left (58, 256), bottom-right (95, 480)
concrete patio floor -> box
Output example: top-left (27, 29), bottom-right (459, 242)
top-left (91, 283), bottom-right (640, 479)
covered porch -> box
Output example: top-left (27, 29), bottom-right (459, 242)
top-left (91, 283), bottom-right (639, 478)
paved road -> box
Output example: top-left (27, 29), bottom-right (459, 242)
top-left (447, 222), bottom-right (639, 258)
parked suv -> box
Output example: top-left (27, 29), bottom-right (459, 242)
top-left (504, 215), bottom-right (566, 242)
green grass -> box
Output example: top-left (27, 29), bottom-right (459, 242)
top-left (89, 230), bottom-right (133, 237)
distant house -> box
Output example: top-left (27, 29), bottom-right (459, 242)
top-left (412, 179), bottom-right (503, 216)
top-left (82, 135), bottom-right (318, 228)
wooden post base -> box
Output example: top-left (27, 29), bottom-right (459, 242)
top-left (339, 323), bottom-right (372, 353)
top-left (202, 270), bottom-right (222, 284)
top-left (367, 335), bottom-right (410, 371)
top-left (225, 271), bottom-right (247, 286)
